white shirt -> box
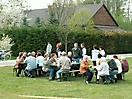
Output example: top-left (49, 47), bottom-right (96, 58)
top-left (115, 59), bottom-right (122, 73)
top-left (95, 62), bottom-right (109, 76)
top-left (100, 50), bottom-right (105, 56)
top-left (82, 47), bottom-right (87, 56)
top-left (46, 44), bottom-right (52, 53)
top-left (91, 49), bottom-right (99, 61)
top-left (36, 56), bottom-right (44, 66)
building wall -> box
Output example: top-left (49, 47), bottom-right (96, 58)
top-left (92, 6), bottom-right (117, 26)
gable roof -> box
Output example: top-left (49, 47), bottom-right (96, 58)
top-left (25, 8), bottom-right (49, 26)
top-left (76, 4), bottom-right (118, 27)
top-left (25, 4), bottom-right (118, 28)
top-left (76, 4), bottom-right (103, 17)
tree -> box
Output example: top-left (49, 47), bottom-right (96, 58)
top-left (75, 0), bottom-right (124, 16)
top-left (48, 11), bottom-right (59, 25)
top-left (56, 8), bottom-right (94, 53)
top-left (35, 17), bottom-right (42, 27)
top-left (22, 17), bottom-right (29, 26)
top-left (52, 0), bottom-right (76, 25)
top-left (114, 15), bottom-right (132, 31)
top-left (0, 0), bottom-right (29, 28)
top-left (68, 8), bottom-right (94, 30)
top-left (0, 34), bottom-right (12, 51)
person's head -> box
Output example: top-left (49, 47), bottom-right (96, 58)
top-left (31, 51), bottom-right (36, 57)
top-left (81, 43), bottom-right (85, 48)
top-left (93, 44), bottom-right (98, 49)
top-left (99, 46), bottom-right (104, 51)
top-left (37, 50), bottom-right (41, 53)
top-left (68, 51), bottom-right (72, 57)
top-left (98, 53), bottom-right (102, 58)
top-left (101, 57), bottom-right (106, 62)
top-left (23, 52), bottom-right (27, 57)
top-left (61, 51), bottom-right (66, 56)
top-left (44, 53), bottom-right (49, 58)
top-left (113, 55), bottom-right (118, 59)
top-left (18, 52), bottom-right (23, 58)
top-left (48, 42), bottom-right (50, 44)
top-left (121, 56), bottom-right (126, 61)
top-left (83, 55), bottom-right (88, 61)
top-left (37, 52), bottom-right (42, 56)
top-left (74, 43), bottom-right (78, 48)
top-left (51, 53), bottom-right (57, 58)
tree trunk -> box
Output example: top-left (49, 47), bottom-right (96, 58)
top-left (65, 34), bottom-right (68, 53)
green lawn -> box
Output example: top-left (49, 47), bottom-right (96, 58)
top-left (0, 58), bottom-right (132, 99)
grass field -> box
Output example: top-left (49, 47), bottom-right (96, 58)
top-left (0, 58), bottom-right (132, 99)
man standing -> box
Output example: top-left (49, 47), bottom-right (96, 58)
top-left (46, 42), bottom-right (52, 56)
top-left (91, 45), bottom-right (99, 66)
top-left (72, 43), bottom-right (82, 63)
top-left (56, 42), bottom-right (62, 58)
top-left (80, 43), bottom-right (87, 58)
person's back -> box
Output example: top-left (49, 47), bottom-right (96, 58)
top-left (98, 61), bottom-right (109, 76)
top-left (108, 59), bottom-right (118, 71)
top-left (121, 60), bottom-right (129, 72)
top-left (36, 56), bottom-right (44, 66)
top-left (59, 56), bottom-right (71, 70)
top-left (114, 59), bottom-right (122, 73)
top-left (43, 57), bottom-right (51, 71)
top-left (92, 49), bottom-right (99, 61)
top-left (25, 56), bottom-right (37, 70)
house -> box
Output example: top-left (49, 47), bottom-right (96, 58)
top-left (25, 4), bottom-right (121, 31)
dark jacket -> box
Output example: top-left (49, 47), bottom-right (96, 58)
top-left (72, 48), bottom-right (82, 58)
top-left (108, 59), bottom-right (118, 71)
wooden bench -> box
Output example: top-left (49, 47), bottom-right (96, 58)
top-left (69, 70), bottom-right (80, 76)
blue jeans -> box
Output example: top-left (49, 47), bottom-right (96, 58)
top-left (24, 69), bottom-right (31, 77)
top-left (72, 58), bottom-right (80, 63)
top-left (108, 70), bottom-right (118, 80)
top-left (56, 69), bottom-right (69, 78)
top-left (84, 71), bottom-right (93, 82)
top-left (47, 68), bottom-right (54, 79)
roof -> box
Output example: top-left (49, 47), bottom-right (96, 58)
top-left (25, 4), bottom-right (118, 28)
top-left (76, 4), bottom-right (103, 17)
top-left (25, 9), bottom-right (49, 26)
top-left (76, 4), bottom-right (118, 27)
top-left (94, 25), bottom-right (123, 32)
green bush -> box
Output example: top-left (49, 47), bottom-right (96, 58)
top-left (3, 26), bottom-right (132, 56)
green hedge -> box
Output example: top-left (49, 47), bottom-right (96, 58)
top-left (3, 26), bottom-right (132, 56)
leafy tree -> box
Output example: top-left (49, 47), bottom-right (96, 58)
top-left (55, 8), bottom-right (94, 53)
top-left (68, 8), bottom-right (94, 30)
top-left (114, 15), bottom-right (132, 31)
top-left (75, 0), bottom-right (124, 17)
top-left (0, 0), bottom-right (29, 28)
top-left (22, 17), bottom-right (29, 26)
top-left (35, 17), bottom-right (42, 27)
top-left (48, 11), bottom-right (59, 25)
top-left (0, 34), bottom-right (12, 51)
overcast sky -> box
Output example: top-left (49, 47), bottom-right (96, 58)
top-left (26, 0), bottom-right (53, 9)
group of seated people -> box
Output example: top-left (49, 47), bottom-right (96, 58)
top-left (14, 50), bottom-right (129, 84)
top-left (80, 54), bottom-right (129, 84)
top-left (14, 51), bottom-right (73, 82)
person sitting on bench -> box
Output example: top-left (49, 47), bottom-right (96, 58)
top-left (24, 52), bottom-right (37, 78)
top-left (56, 51), bottom-right (72, 82)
